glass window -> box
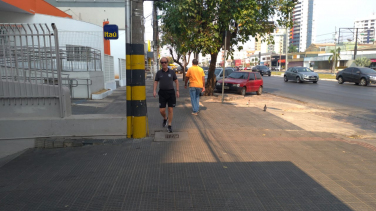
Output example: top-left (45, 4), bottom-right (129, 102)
top-left (249, 73), bottom-right (255, 80)
top-left (359, 68), bottom-right (376, 74)
top-left (228, 72), bottom-right (249, 79)
top-left (214, 68), bottom-right (222, 76)
top-left (296, 67), bottom-right (313, 72)
top-left (343, 68), bottom-right (352, 73)
top-left (255, 72), bottom-right (262, 79)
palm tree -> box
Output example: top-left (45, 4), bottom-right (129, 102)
top-left (328, 47), bottom-right (341, 73)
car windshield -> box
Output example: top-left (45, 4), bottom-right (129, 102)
top-left (214, 68), bottom-right (222, 75)
top-left (359, 68), bottom-right (376, 74)
top-left (296, 67), bottom-right (313, 72)
top-left (260, 66), bottom-right (268, 70)
top-left (228, 72), bottom-right (248, 79)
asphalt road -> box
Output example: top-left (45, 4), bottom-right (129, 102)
top-left (263, 76), bottom-right (376, 117)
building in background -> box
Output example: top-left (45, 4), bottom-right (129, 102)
top-left (290, 0), bottom-right (316, 52)
top-left (254, 28), bottom-right (287, 54)
top-left (45, 0), bottom-right (125, 29)
top-left (45, 0), bottom-right (128, 79)
top-left (354, 14), bottom-right (376, 44)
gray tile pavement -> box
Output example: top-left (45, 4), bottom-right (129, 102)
top-left (0, 77), bottom-right (375, 210)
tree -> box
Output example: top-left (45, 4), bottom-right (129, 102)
top-left (157, 0), bottom-right (295, 95)
top-left (161, 28), bottom-right (192, 80)
top-left (328, 47), bottom-right (341, 73)
top-left (166, 56), bottom-right (174, 65)
top-left (288, 45), bottom-right (297, 53)
top-left (354, 57), bottom-right (371, 67)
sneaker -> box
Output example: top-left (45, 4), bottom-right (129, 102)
top-left (167, 125), bottom-right (172, 133)
top-left (192, 112), bottom-right (198, 116)
top-left (163, 118), bottom-right (168, 127)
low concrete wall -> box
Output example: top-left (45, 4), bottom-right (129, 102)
top-left (65, 71), bottom-right (104, 99)
top-left (0, 86), bottom-right (71, 118)
top-left (105, 81), bottom-right (117, 90)
top-left (119, 79), bottom-right (126, 87)
top-left (0, 114), bottom-right (127, 140)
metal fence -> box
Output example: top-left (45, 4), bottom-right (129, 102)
top-left (60, 45), bottom-right (102, 71)
top-left (104, 55), bottom-right (114, 83)
top-left (0, 23), bottom-right (66, 117)
top-left (118, 58), bottom-right (126, 81)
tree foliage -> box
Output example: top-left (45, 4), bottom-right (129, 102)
top-left (288, 45), bottom-right (297, 53)
top-left (354, 57), bottom-right (371, 67)
top-left (157, 0), bottom-right (296, 95)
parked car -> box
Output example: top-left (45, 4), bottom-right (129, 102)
top-left (204, 67), bottom-right (235, 83)
top-left (284, 66), bottom-right (319, 83)
top-left (252, 65), bottom-right (271, 76)
top-left (271, 66), bottom-right (280, 71)
top-left (336, 67), bottom-right (376, 86)
top-left (216, 71), bottom-right (263, 96)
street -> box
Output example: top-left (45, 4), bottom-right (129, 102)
top-left (263, 76), bottom-right (376, 119)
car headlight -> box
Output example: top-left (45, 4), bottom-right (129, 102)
top-left (235, 84), bottom-right (240, 87)
top-left (370, 76), bottom-right (376, 80)
top-left (303, 75), bottom-right (308, 78)
top-left (216, 82), bottom-right (220, 86)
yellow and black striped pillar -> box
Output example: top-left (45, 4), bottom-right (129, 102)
top-left (126, 44), bottom-right (148, 138)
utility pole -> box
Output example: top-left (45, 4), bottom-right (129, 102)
top-left (153, 2), bottom-right (159, 74)
top-left (126, 0), bottom-right (148, 138)
top-left (354, 28), bottom-right (358, 60)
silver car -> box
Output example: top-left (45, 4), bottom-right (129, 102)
top-left (284, 67), bottom-right (319, 83)
top-left (204, 67), bottom-right (235, 83)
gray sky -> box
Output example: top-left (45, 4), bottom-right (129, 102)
top-left (144, 0), bottom-right (376, 44)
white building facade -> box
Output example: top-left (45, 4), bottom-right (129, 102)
top-left (290, 0), bottom-right (316, 52)
top-left (354, 15), bottom-right (376, 44)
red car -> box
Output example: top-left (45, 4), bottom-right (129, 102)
top-left (216, 71), bottom-right (263, 96)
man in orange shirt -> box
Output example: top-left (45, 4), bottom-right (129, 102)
top-left (184, 59), bottom-right (205, 115)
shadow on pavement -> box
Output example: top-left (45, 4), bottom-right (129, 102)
top-left (0, 146), bottom-right (353, 210)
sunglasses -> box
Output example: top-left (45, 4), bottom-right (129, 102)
top-left (160, 61), bottom-right (167, 64)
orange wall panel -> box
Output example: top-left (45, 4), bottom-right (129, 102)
top-left (3, 0), bottom-right (72, 18)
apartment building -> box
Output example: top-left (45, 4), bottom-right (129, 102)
top-left (290, 0), bottom-right (316, 52)
top-left (354, 14), bottom-right (376, 44)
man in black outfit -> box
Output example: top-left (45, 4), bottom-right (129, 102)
top-left (153, 57), bottom-right (179, 133)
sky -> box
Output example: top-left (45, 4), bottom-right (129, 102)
top-left (143, 0), bottom-right (376, 47)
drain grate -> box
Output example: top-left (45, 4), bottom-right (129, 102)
top-left (165, 134), bottom-right (179, 139)
top-left (154, 132), bottom-right (188, 142)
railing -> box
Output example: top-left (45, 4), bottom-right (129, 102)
top-left (0, 23), bottom-right (66, 117)
top-left (60, 45), bottom-right (102, 72)
top-left (104, 55), bottom-right (114, 83)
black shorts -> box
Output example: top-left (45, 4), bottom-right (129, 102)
top-left (158, 89), bottom-right (176, 108)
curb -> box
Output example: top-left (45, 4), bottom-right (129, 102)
top-left (92, 89), bottom-right (113, 100)
top-left (35, 137), bottom-right (130, 149)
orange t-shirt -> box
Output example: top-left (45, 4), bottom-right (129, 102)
top-left (186, 65), bottom-right (205, 88)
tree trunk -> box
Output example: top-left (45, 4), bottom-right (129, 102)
top-left (204, 53), bottom-right (218, 96)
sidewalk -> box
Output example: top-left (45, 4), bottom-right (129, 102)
top-left (0, 76), bottom-right (375, 210)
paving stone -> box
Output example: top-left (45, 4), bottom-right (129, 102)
top-left (0, 78), bottom-right (375, 210)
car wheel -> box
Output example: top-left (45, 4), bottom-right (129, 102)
top-left (268, 73), bottom-right (271, 77)
top-left (241, 87), bottom-right (246, 96)
top-left (360, 78), bottom-right (368, 86)
top-left (338, 76), bottom-right (344, 84)
top-left (296, 77), bottom-right (302, 83)
top-left (256, 86), bottom-right (262, 95)
top-left (284, 76), bottom-right (288, 82)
